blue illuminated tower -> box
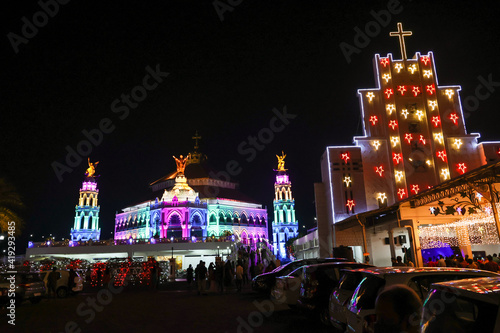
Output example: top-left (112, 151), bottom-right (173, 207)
top-left (71, 160), bottom-right (101, 241)
top-left (272, 152), bottom-right (298, 259)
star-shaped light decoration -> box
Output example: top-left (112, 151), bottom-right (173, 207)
top-left (380, 58), bottom-right (390, 67)
top-left (434, 133), bottom-right (443, 144)
top-left (375, 166), bottom-right (384, 177)
top-left (372, 140), bottom-right (381, 150)
top-left (445, 89), bottom-right (454, 99)
top-left (389, 120), bottom-right (398, 130)
top-left (428, 100), bottom-right (437, 111)
top-left (449, 113), bottom-right (459, 125)
top-left (431, 116), bottom-right (441, 127)
top-left (397, 85), bottom-right (407, 96)
top-left (390, 136), bottom-right (400, 147)
top-left (377, 192), bottom-right (387, 203)
top-left (478, 226), bottom-right (484, 233)
top-left (456, 207), bottom-right (463, 215)
top-left (394, 63), bottom-right (403, 73)
top-left (457, 163), bottom-right (467, 174)
top-left (397, 188), bottom-right (406, 199)
top-left (384, 88), bottom-right (394, 99)
top-left (404, 133), bottom-right (413, 144)
top-left (441, 168), bottom-right (450, 180)
top-left (366, 92), bottom-right (375, 102)
top-left (411, 184), bottom-right (420, 194)
top-left (408, 63), bottom-right (417, 74)
top-left (343, 176), bottom-right (352, 187)
top-left (429, 207), bottom-right (436, 214)
top-left (393, 153), bottom-right (403, 164)
top-left (423, 70), bottom-right (432, 78)
top-left (416, 110), bottom-right (424, 120)
top-left (437, 150), bottom-right (447, 162)
top-left (386, 104), bottom-right (396, 114)
top-left (476, 192), bottom-right (483, 201)
top-left (401, 109), bottom-right (409, 119)
top-left (341, 152), bottom-right (350, 163)
top-left (346, 199), bottom-right (355, 211)
top-left (382, 73), bottom-right (391, 83)
top-left (419, 135), bottom-right (426, 145)
top-left (369, 115), bottom-right (378, 126)
top-left (395, 171), bottom-right (404, 182)
top-left (484, 206), bottom-right (492, 215)
top-left (454, 139), bottom-right (463, 149)
top-left (426, 84), bottom-right (435, 95)
top-left (420, 56), bottom-right (430, 65)
top-left (412, 86), bottom-right (421, 97)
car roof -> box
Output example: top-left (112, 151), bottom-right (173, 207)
top-left (344, 266), bottom-right (500, 277)
top-left (303, 262), bottom-right (373, 270)
top-left (430, 276), bottom-right (500, 304)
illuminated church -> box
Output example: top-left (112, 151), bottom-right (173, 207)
top-left (312, 23), bottom-right (500, 266)
top-left (113, 134), bottom-right (269, 245)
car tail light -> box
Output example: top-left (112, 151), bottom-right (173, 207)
top-left (363, 314), bottom-right (377, 333)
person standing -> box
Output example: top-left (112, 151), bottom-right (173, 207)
top-left (47, 267), bottom-right (60, 299)
top-left (186, 264), bottom-right (194, 285)
top-left (484, 255), bottom-right (499, 272)
top-left (437, 255), bottom-right (446, 267)
top-left (235, 261), bottom-right (243, 292)
top-left (195, 261), bottom-right (207, 295)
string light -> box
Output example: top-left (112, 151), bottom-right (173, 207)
top-left (372, 140), bottom-right (381, 150)
top-left (369, 115), bottom-right (378, 125)
top-left (429, 100), bottom-right (437, 111)
top-left (385, 88), bottom-right (394, 98)
top-left (366, 92), bottom-right (375, 102)
top-left (423, 70), bottom-right (432, 78)
top-left (401, 109), bottom-right (409, 119)
top-left (391, 136), bottom-right (400, 147)
top-left (445, 89), bottom-right (454, 99)
top-left (398, 85), bottom-right (407, 96)
top-left (426, 84), bottom-right (435, 95)
top-left (375, 166), bottom-right (384, 177)
top-left (382, 73), bottom-right (391, 83)
top-left (386, 104), bottom-right (396, 114)
top-left (394, 63), bottom-right (403, 73)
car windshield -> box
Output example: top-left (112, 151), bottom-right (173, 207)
top-left (349, 276), bottom-right (385, 312)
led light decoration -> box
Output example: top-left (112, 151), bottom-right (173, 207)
top-left (394, 63), bottom-right (403, 73)
top-left (341, 152), bottom-right (350, 163)
top-left (398, 85), bottom-right (407, 95)
top-left (397, 188), bottom-right (406, 199)
top-left (449, 113), bottom-right (459, 125)
top-left (434, 133), bottom-right (443, 144)
top-left (369, 115), bottom-right (378, 126)
top-left (393, 153), bottom-right (403, 164)
top-left (380, 57), bottom-right (390, 67)
top-left (385, 88), bottom-right (394, 98)
top-left (389, 120), bottom-right (398, 130)
top-left (419, 135), bottom-right (426, 145)
top-left (346, 200), bottom-right (355, 211)
top-left (441, 168), bottom-right (450, 180)
top-left (411, 184), bottom-right (420, 194)
top-left (386, 104), bottom-right (396, 114)
top-left (408, 63), bottom-right (417, 74)
top-left (412, 86), bottom-right (421, 97)
top-left (421, 56), bottom-right (430, 65)
top-left (426, 159), bottom-right (431, 166)
top-left (343, 176), bottom-right (352, 187)
top-left (382, 73), bottom-right (391, 83)
top-left (374, 166), bottom-right (385, 177)
top-left (429, 100), bottom-right (437, 111)
top-left (429, 207), bottom-right (436, 214)
top-left (437, 150), bottom-right (447, 162)
top-left (457, 163), bottom-right (467, 174)
top-left (431, 116), bottom-right (441, 127)
top-left (426, 84), bottom-right (436, 95)
top-left (366, 92), bottom-right (375, 102)
top-left (377, 193), bottom-right (387, 203)
top-left (401, 109), bottom-right (409, 119)
top-left (416, 110), bottom-right (424, 120)
top-left (445, 89), bottom-right (454, 99)
top-left (395, 171), bottom-right (404, 182)
top-left (423, 70), bottom-right (432, 78)
top-left (391, 136), bottom-right (400, 147)
top-left (372, 140), bottom-right (381, 150)
top-left (404, 133), bottom-right (413, 144)
top-left (454, 138), bottom-right (463, 149)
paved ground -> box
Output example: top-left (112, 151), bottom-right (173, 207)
top-left (0, 281), bottom-right (332, 333)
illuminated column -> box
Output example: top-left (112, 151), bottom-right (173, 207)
top-left (71, 177), bottom-right (101, 242)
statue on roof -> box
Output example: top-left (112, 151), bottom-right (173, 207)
top-left (86, 158), bottom-right (99, 177)
top-left (173, 155), bottom-right (189, 174)
top-left (276, 151), bottom-right (287, 171)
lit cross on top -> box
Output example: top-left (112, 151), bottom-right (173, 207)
top-left (390, 22), bottom-right (413, 60)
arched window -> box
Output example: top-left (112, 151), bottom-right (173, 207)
top-left (219, 212), bottom-right (225, 223)
top-left (241, 214), bottom-right (248, 224)
top-left (169, 214), bottom-right (181, 225)
top-left (192, 214), bottom-right (201, 225)
top-left (249, 216), bottom-right (254, 225)
top-left (209, 214), bottom-right (217, 224)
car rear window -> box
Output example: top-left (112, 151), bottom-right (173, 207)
top-left (338, 272), bottom-right (364, 291)
top-left (410, 274), bottom-right (491, 300)
top-left (349, 276), bottom-right (385, 312)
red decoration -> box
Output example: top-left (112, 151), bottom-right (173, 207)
top-left (404, 133), bottom-right (413, 144)
top-left (346, 199), bottom-right (355, 211)
top-left (375, 166), bottom-right (384, 177)
top-left (393, 153), bottom-right (403, 164)
top-left (411, 184), bottom-right (420, 194)
top-left (341, 152), bottom-right (350, 163)
top-left (419, 135), bottom-right (426, 145)
top-left (380, 58), bottom-right (390, 67)
top-left (384, 88), bottom-right (394, 99)
top-left (457, 163), bottom-right (467, 174)
top-left (397, 85), bottom-right (407, 96)
top-left (431, 116), bottom-right (441, 127)
top-left (412, 86), bottom-right (421, 97)
top-left (369, 115), bottom-right (378, 126)
top-left (421, 56), bottom-right (430, 65)
top-left (389, 120), bottom-right (398, 130)
top-left (437, 150), bottom-right (447, 162)
top-left (426, 84), bottom-right (436, 95)
top-left (397, 188), bottom-right (406, 199)
top-left (449, 113), bottom-right (459, 125)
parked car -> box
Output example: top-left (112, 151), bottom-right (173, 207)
top-left (296, 262), bottom-right (373, 324)
top-left (40, 269), bottom-right (84, 298)
top-left (0, 272), bottom-right (46, 305)
top-left (421, 276), bottom-right (500, 333)
top-left (252, 258), bottom-right (349, 294)
top-left (343, 267), bottom-right (500, 333)
top-left (270, 266), bottom-right (304, 308)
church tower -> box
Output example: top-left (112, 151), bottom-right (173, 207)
top-left (272, 152), bottom-right (298, 259)
top-left (71, 159), bottom-right (101, 241)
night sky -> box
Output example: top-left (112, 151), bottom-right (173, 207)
top-left (2, 1), bottom-right (500, 251)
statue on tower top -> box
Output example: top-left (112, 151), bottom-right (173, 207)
top-left (276, 151), bottom-right (287, 171)
top-left (86, 158), bottom-right (99, 178)
top-left (173, 155), bottom-right (189, 174)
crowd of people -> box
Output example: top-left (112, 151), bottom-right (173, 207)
top-left (423, 253), bottom-right (500, 272)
